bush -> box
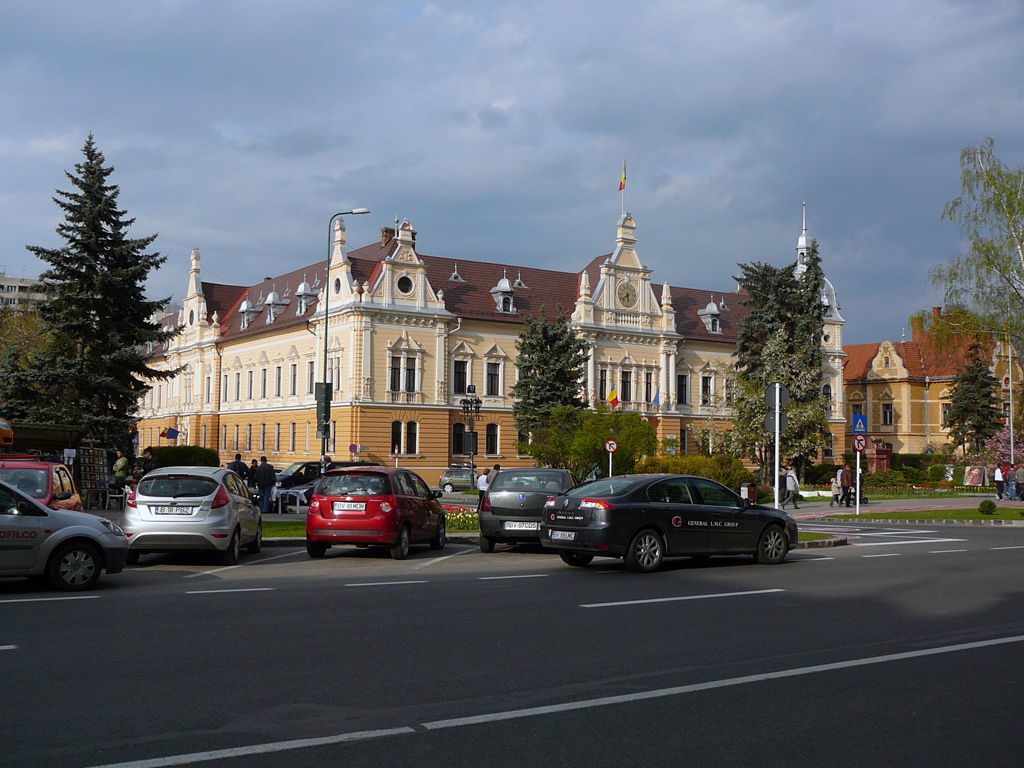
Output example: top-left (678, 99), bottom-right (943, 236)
top-left (926, 464), bottom-right (949, 483)
top-left (979, 499), bottom-right (997, 515)
top-left (804, 463), bottom-right (839, 485)
top-left (636, 454), bottom-right (754, 492)
top-left (150, 445), bottom-right (220, 468)
top-left (863, 469), bottom-right (907, 487)
top-left (901, 466), bottom-right (926, 485)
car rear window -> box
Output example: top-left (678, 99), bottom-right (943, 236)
top-left (490, 470), bottom-right (568, 492)
top-left (318, 472), bottom-right (390, 497)
top-left (138, 475), bottom-right (219, 498)
top-left (0, 468), bottom-right (48, 497)
top-left (566, 477), bottom-right (642, 498)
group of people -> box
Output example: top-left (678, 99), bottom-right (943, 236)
top-left (829, 464), bottom-right (860, 508)
top-left (109, 447), bottom-right (157, 489)
top-left (226, 453), bottom-right (279, 514)
top-left (993, 464), bottom-right (1024, 500)
top-left (476, 464), bottom-right (501, 492)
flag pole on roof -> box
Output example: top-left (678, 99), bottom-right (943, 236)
top-left (619, 159), bottom-right (627, 215)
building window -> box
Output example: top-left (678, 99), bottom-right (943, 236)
top-left (599, 369), bottom-right (608, 401)
top-left (852, 403), bottom-right (863, 416)
top-left (391, 420), bottom-right (402, 454)
top-left (486, 423), bottom-right (499, 455)
top-left (701, 375), bottom-right (713, 406)
top-left (823, 384), bottom-right (832, 403)
top-left (882, 402), bottom-right (894, 426)
top-left (679, 430), bottom-right (688, 455)
top-left (247, 371), bottom-right (254, 400)
top-left (307, 361), bottom-right (315, 394)
top-left (824, 432), bottom-right (834, 459)
top-left (390, 357), bottom-right (401, 392)
top-left (405, 357), bottom-right (416, 393)
top-left (486, 362), bottom-right (500, 397)
top-left (261, 369), bottom-right (267, 399)
top-left (201, 425), bottom-right (207, 447)
top-left (222, 424), bottom-right (227, 448)
top-left (274, 366), bottom-right (282, 397)
top-left (222, 375), bottom-right (228, 402)
top-left (275, 423), bottom-right (281, 452)
top-left (942, 402), bottom-right (951, 425)
top-left (621, 371), bottom-right (632, 402)
top-left (260, 424), bottom-right (266, 451)
top-left (725, 378), bottom-right (735, 404)
top-left (290, 364), bottom-right (297, 396)
top-left (644, 371), bottom-right (653, 403)
top-left (452, 422), bottom-right (468, 455)
top-left (517, 430), bottom-right (529, 454)
top-left (453, 360), bottom-right (468, 395)
top-left (234, 425), bottom-right (239, 450)
top-left (247, 424), bottom-right (252, 452)
top-left (290, 422), bottom-right (296, 452)
top-left (677, 373), bottom-right (689, 405)
top-left (406, 422), bottom-right (418, 454)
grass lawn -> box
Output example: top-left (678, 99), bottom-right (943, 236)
top-left (849, 508), bottom-right (1024, 521)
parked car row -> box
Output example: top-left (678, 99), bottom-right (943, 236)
top-left (1, 459), bottom-right (798, 591)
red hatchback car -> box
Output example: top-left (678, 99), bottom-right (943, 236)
top-left (0, 458), bottom-right (84, 512)
top-left (306, 467), bottom-right (447, 560)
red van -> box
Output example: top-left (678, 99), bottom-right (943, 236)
top-left (306, 467), bottom-right (446, 560)
top-left (0, 458), bottom-right (84, 512)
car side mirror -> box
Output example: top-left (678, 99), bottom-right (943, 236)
top-left (430, 490), bottom-right (443, 500)
top-left (54, 490), bottom-right (72, 501)
top-left (740, 497), bottom-right (752, 510)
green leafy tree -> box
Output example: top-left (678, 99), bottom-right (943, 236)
top-left (945, 338), bottom-right (1003, 452)
top-left (728, 242), bottom-right (830, 476)
top-left (934, 138), bottom-right (1024, 336)
top-left (511, 310), bottom-right (589, 435)
top-left (0, 135), bottom-right (175, 446)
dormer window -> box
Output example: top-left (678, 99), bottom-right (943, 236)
top-left (449, 262), bottom-right (465, 282)
top-left (239, 298), bottom-right (260, 330)
top-left (295, 276), bottom-right (317, 315)
top-left (490, 269), bottom-right (516, 314)
top-left (264, 287), bottom-right (289, 324)
top-left (698, 300), bottom-right (722, 334)
top-left (396, 275), bottom-right (414, 295)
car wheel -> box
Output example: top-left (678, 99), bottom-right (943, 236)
top-left (479, 535), bottom-right (495, 553)
top-left (559, 551), bottom-right (594, 568)
top-left (126, 551), bottom-right (140, 565)
top-left (443, 483), bottom-right (455, 494)
top-left (246, 523), bottom-right (263, 554)
top-left (390, 526), bottom-right (411, 560)
top-left (430, 516), bottom-right (447, 550)
top-left (306, 540), bottom-right (328, 558)
top-left (624, 529), bottom-right (664, 573)
top-left (47, 541), bottom-right (102, 591)
top-left (756, 525), bottom-right (788, 564)
top-left (221, 530), bottom-right (240, 565)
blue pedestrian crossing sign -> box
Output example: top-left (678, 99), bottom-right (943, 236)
top-left (852, 414), bottom-right (868, 434)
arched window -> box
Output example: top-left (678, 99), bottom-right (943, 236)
top-left (391, 421), bottom-right (403, 454)
top-left (822, 383), bottom-right (832, 403)
top-left (486, 423), bottom-right (499, 455)
top-left (406, 422), bottom-right (418, 454)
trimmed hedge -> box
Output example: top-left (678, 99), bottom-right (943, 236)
top-left (636, 454), bottom-right (754, 492)
top-left (149, 445), bottom-right (220, 468)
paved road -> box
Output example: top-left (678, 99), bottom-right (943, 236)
top-left (3, 523), bottom-right (1023, 767)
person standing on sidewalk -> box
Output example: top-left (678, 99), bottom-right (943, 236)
top-left (781, 466), bottom-right (800, 510)
top-left (1007, 465), bottom-right (1017, 500)
top-left (227, 453), bottom-right (249, 482)
top-left (829, 476), bottom-right (841, 507)
top-left (254, 456), bottom-right (277, 515)
top-left (840, 464), bottom-right (854, 507)
top-left (994, 465), bottom-right (1005, 499)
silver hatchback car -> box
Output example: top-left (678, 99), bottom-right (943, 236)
top-left (123, 467), bottom-right (261, 565)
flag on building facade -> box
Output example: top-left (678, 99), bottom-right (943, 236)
top-left (652, 387), bottom-right (660, 407)
top-left (160, 426), bottom-right (180, 440)
top-left (608, 387), bottom-right (620, 408)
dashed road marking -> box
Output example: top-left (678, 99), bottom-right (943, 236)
top-left (345, 580), bottom-right (428, 587)
top-left (928, 549), bottom-right (968, 554)
top-left (581, 588), bottom-right (784, 608)
top-left (0, 595), bottom-right (100, 604)
top-left (480, 574), bottom-right (547, 581)
top-left (862, 553), bottom-right (901, 558)
top-left (185, 588), bottom-right (275, 595)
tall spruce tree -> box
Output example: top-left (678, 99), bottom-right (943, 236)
top-left (511, 310), bottom-right (589, 435)
top-left (945, 338), bottom-right (1003, 452)
top-left (0, 135), bottom-right (175, 446)
top-left (727, 241), bottom-right (830, 475)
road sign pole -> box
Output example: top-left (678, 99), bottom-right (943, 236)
top-left (856, 448), bottom-right (861, 516)
top-left (774, 384), bottom-right (781, 510)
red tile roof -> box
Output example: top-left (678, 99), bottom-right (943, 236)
top-left (844, 336), bottom-right (992, 382)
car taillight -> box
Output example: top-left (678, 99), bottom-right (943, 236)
top-left (480, 493), bottom-right (491, 512)
top-left (126, 489), bottom-right (137, 509)
top-left (544, 496), bottom-right (557, 507)
top-left (212, 486), bottom-right (231, 509)
top-left (308, 498), bottom-right (320, 513)
top-left (378, 496), bottom-right (395, 513)
top-left (579, 498), bottom-right (613, 510)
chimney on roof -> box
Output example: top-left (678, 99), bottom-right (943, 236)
top-left (380, 227), bottom-right (396, 245)
top-left (932, 306), bottom-right (942, 320)
top-left (910, 314), bottom-right (925, 343)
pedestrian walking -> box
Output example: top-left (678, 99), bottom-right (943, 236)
top-left (781, 466), bottom-right (800, 510)
top-left (227, 453), bottom-right (249, 481)
top-left (141, 446), bottom-right (157, 476)
top-left (254, 456), bottom-right (277, 515)
top-left (486, 464), bottom-right (501, 485)
top-left (476, 470), bottom-right (490, 492)
top-left (840, 464), bottom-right (854, 507)
top-left (247, 459), bottom-right (259, 490)
top-left (994, 465), bottom-right (1005, 499)
top-left (1007, 465), bottom-right (1017, 500)
top-left (829, 476), bottom-right (841, 507)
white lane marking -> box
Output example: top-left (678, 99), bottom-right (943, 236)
top-left (0, 595), bottom-right (100, 605)
top-left (421, 634), bottom-right (1024, 730)
top-left (861, 553), bottom-right (901, 558)
top-left (0, 645), bottom-right (16, 651)
top-left (479, 574), bottom-right (548, 581)
top-left (853, 538), bottom-right (965, 547)
top-left (345, 580), bottom-right (428, 587)
top-left (413, 547), bottom-right (474, 570)
top-left (796, 556), bottom-right (835, 562)
top-left (581, 588), bottom-right (784, 608)
top-left (85, 727), bottom-right (416, 768)
top-left (184, 549), bottom-right (304, 579)
top-left (929, 549), bottom-right (968, 554)
top-left (185, 588), bottom-right (275, 595)
top-left (992, 546), bottom-right (1024, 550)
top-left (85, 634), bottom-right (1024, 768)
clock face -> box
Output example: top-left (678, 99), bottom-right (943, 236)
top-left (617, 281), bottom-right (638, 308)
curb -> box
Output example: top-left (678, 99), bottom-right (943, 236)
top-left (814, 516), bottom-right (1024, 527)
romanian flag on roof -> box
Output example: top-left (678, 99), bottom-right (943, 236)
top-left (608, 387), bottom-right (620, 408)
top-left (619, 160), bottom-right (627, 191)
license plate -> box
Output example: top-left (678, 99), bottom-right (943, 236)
top-left (153, 506), bottom-right (194, 515)
top-left (333, 501), bottom-right (366, 513)
top-left (504, 521), bottom-right (539, 530)
top-left (550, 530), bottom-right (575, 541)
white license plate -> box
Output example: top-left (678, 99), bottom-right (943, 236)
top-left (334, 501), bottom-right (366, 513)
top-left (153, 506), bottom-right (194, 515)
top-left (549, 530), bottom-right (575, 541)
top-left (504, 521), bottom-right (539, 530)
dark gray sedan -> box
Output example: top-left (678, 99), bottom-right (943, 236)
top-left (478, 468), bottom-right (574, 552)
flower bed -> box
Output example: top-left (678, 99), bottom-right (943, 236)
top-left (442, 503), bottom-right (480, 531)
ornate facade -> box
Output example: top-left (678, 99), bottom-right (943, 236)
top-left (137, 211), bottom-right (847, 476)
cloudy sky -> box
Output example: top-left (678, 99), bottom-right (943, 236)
top-left (2, 0), bottom-right (1023, 344)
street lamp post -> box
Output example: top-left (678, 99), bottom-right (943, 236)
top-left (460, 384), bottom-right (483, 479)
top-left (319, 208), bottom-right (370, 474)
